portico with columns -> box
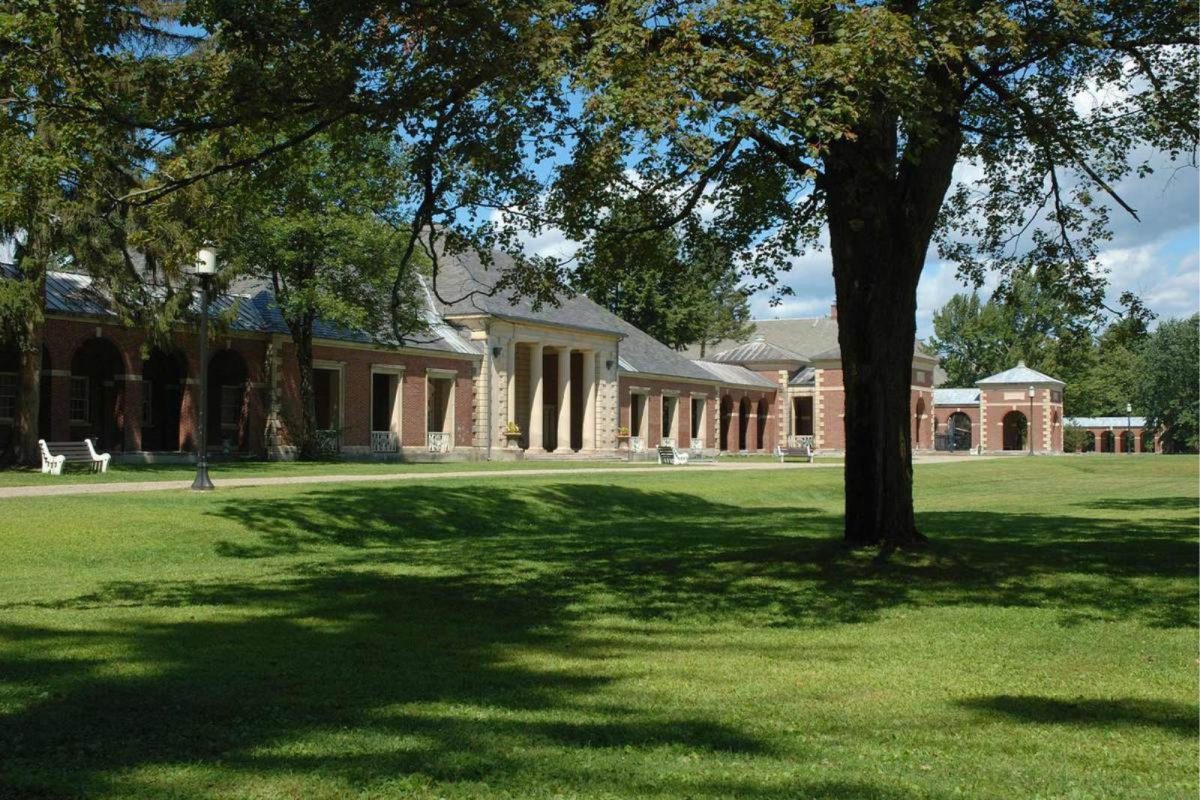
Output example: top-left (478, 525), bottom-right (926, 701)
top-left (478, 319), bottom-right (621, 454)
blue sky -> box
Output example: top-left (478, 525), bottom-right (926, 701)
top-left (520, 156), bottom-right (1199, 339)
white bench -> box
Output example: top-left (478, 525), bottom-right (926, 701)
top-left (39, 439), bottom-right (111, 475)
top-left (657, 445), bottom-right (689, 465)
top-left (775, 443), bottom-right (814, 463)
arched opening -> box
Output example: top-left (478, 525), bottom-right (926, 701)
top-left (755, 398), bottom-right (769, 451)
top-left (207, 349), bottom-right (249, 454)
top-left (719, 396), bottom-right (732, 451)
top-left (1084, 431), bottom-right (1096, 452)
top-left (947, 412), bottom-right (972, 451)
top-left (737, 397), bottom-right (750, 451)
top-left (1100, 430), bottom-right (1115, 453)
top-left (1140, 431), bottom-right (1155, 453)
top-left (914, 398), bottom-right (926, 448)
top-left (1001, 410), bottom-right (1027, 451)
top-left (1119, 430), bottom-right (1135, 453)
top-left (142, 348), bottom-right (188, 451)
top-left (70, 337), bottom-right (126, 451)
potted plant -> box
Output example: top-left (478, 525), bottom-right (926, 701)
top-left (616, 425), bottom-right (630, 449)
top-left (502, 421), bottom-right (522, 448)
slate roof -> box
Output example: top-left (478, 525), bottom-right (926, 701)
top-left (1065, 416), bottom-right (1148, 428)
top-left (808, 340), bottom-right (939, 364)
top-left (686, 317), bottom-right (840, 360)
top-left (433, 248), bottom-right (624, 337)
top-left (432, 248), bottom-right (717, 380)
top-left (3, 264), bottom-right (476, 355)
top-left (933, 388), bottom-right (981, 406)
top-left (789, 366), bottom-right (817, 386)
top-left (691, 360), bottom-right (777, 389)
top-left (976, 360), bottom-right (1065, 387)
top-left (708, 335), bottom-right (807, 366)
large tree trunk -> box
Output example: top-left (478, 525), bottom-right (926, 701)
top-left (291, 315), bottom-right (319, 461)
top-left (820, 111), bottom-right (959, 548)
top-left (12, 242), bottom-right (48, 467)
top-left (829, 230), bottom-right (924, 549)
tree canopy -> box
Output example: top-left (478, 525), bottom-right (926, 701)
top-left (1135, 314), bottom-right (1199, 452)
top-left (572, 198), bottom-right (753, 351)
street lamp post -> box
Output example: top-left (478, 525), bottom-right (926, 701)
top-left (1027, 385), bottom-right (1035, 456)
top-left (191, 246), bottom-right (217, 491)
top-left (1125, 401), bottom-right (1132, 455)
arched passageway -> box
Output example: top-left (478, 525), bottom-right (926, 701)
top-left (1100, 430), bottom-right (1115, 453)
top-left (755, 399), bottom-right (769, 451)
top-left (1001, 410), bottom-right (1027, 451)
top-left (207, 349), bottom-right (249, 453)
top-left (946, 412), bottom-right (972, 450)
top-left (737, 398), bottom-right (750, 451)
top-left (719, 396), bottom-right (732, 451)
top-left (70, 337), bottom-right (126, 451)
top-left (142, 348), bottom-right (188, 451)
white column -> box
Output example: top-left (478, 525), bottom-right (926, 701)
top-left (581, 350), bottom-right (596, 450)
top-left (505, 342), bottom-right (517, 427)
top-left (556, 346), bottom-right (572, 451)
top-left (528, 343), bottom-right (544, 451)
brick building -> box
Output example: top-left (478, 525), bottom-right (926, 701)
top-left (5, 251), bottom-right (1134, 461)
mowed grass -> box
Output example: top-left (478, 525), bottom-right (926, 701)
top-left (0, 458), bottom-right (1194, 799)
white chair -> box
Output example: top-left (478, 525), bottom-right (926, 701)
top-left (39, 439), bottom-right (65, 475)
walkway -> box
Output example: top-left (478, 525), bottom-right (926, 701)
top-left (0, 453), bottom-right (988, 499)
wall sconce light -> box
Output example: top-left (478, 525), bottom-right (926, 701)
top-left (605, 359), bottom-right (614, 371)
top-left (492, 346), bottom-right (502, 359)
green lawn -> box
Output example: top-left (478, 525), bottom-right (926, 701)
top-left (0, 458), bottom-right (1194, 799)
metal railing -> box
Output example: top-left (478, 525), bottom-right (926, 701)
top-left (314, 429), bottom-right (340, 455)
top-left (427, 431), bottom-right (451, 453)
top-left (629, 436), bottom-right (645, 453)
top-left (371, 430), bottom-right (399, 453)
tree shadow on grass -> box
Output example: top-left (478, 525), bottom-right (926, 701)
top-left (200, 481), bottom-right (1196, 629)
top-left (1, 479), bottom-right (1193, 798)
top-left (1074, 496), bottom-right (1197, 511)
top-left (956, 695), bottom-right (1197, 737)
top-left (0, 570), bottom-right (773, 799)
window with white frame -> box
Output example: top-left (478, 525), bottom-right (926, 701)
top-left (69, 376), bottom-right (89, 422)
top-left (0, 372), bottom-right (16, 421)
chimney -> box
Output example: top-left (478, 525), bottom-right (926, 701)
top-left (830, 303), bottom-right (838, 320)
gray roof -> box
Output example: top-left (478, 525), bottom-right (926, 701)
top-left (933, 388), bottom-right (981, 406)
top-left (5, 265), bottom-right (476, 355)
top-left (1065, 416), bottom-right (1148, 428)
top-left (977, 361), bottom-right (1065, 387)
top-left (789, 366), bottom-right (816, 386)
top-left (433, 248), bottom-right (718, 380)
top-left (433, 248), bottom-right (624, 336)
top-left (687, 317), bottom-right (840, 360)
top-left (609, 317), bottom-right (717, 381)
top-left (809, 340), bottom-right (939, 364)
top-left (708, 335), bottom-right (808, 366)
top-left (691, 360), bottom-right (777, 389)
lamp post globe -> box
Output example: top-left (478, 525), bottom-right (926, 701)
top-left (1125, 401), bottom-right (1132, 455)
top-left (1027, 385), bottom-right (1035, 456)
top-left (192, 246), bottom-right (218, 491)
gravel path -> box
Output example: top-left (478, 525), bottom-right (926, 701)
top-left (0, 454), bottom-right (988, 499)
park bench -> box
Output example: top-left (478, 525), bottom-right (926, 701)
top-left (774, 443), bottom-right (814, 463)
top-left (657, 444), bottom-right (690, 465)
top-left (39, 439), bottom-right (111, 475)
